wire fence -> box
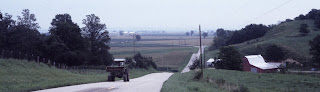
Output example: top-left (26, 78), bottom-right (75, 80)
top-left (0, 49), bottom-right (106, 74)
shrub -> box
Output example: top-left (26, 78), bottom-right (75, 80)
top-left (125, 52), bottom-right (157, 69)
top-left (189, 59), bottom-right (200, 70)
top-left (264, 44), bottom-right (287, 62)
top-left (193, 70), bottom-right (202, 80)
top-left (216, 46), bottom-right (242, 70)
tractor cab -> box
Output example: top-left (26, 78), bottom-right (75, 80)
top-left (106, 59), bottom-right (129, 82)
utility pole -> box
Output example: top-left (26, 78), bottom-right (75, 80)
top-left (203, 44), bottom-right (206, 68)
top-left (130, 34), bottom-right (137, 53)
top-left (199, 25), bottom-right (203, 78)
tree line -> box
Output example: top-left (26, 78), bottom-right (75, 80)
top-left (0, 9), bottom-right (113, 66)
top-left (208, 24), bottom-right (270, 51)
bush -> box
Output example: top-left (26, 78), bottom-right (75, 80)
top-left (299, 23), bottom-right (310, 36)
top-left (264, 44), bottom-right (287, 62)
top-left (309, 35), bottom-right (320, 67)
top-left (193, 70), bottom-right (202, 80)
top-left (125, 52), bottom-right (157, 70)
top-left (189, 59), bottom-right (200, 70)
top-left (216, 46), bottom-right (242, 70)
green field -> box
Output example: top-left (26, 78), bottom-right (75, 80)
top-left (234, 20), bottom-right (320, 62)
top-left (162, 69), bottom-right (320, 92)
top-left (0, 59), bottom-right (156, 92)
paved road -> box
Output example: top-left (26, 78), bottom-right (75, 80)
top-left (34, 72), bottom-right (173, 92)
top-left (181, 46), bottom-right (205, 73)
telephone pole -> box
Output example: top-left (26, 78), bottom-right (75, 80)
top-left (199, 25), bottom-right (203, 77)
top-left (130, 34), bottom-right (137, 53)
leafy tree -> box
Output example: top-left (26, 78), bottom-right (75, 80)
top-left (315, 11), bottom-right (320, 29)
top-left (309, 35), bottom-right (320, 68)
top-left (190, 30), bottom-right (194, 36)
top-left (305, 9), bottom-right (319, 19)
top-left (49, 14), bottom-right (86, 51)
top-left (126, 53), bottom-right (157, 69)
top-left (215, 46), bottom-right (242, 70)
top-left (227, 24), bottom-right (269, 45)
top-left (82, 14), bottom-right (113, 65)
top-left (202, 32), bottom-right (208, 38)
top-left (119, 30), bottom-right (124, 36)
top-left (216, 28), bottom-right (227, 37)
top-left (185, 32), bottom-right (190, 36)
top-left (208, 28), bottom-right (233, 51)
top-left (264, 44), bottom-right (286, 62)
top-left (17, 9), bottom-right (40, 30)
top-left (299, 23), bottom-right (310, 36)
top-left (45, 14), bottom-right (87, 66)
top-left (10, 9), bottom-right (42, 55)
top-left (135, 34), bottom-right (141, 41)
top-left (0, 12), bottom-right (15, 50)
top-left (294, 14), bottom-right (306, 20)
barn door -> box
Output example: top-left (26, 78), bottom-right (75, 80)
top-left (251, 67), bottom-right (257, 73)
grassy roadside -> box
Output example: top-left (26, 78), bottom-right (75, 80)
top-left (176, 52), bottom-right (194, 72)
top-left (161, 70), bottom-right (225, 92)
top-left (162, 69), bottom-right (320, 92)
top-left (0, 59), bottom-right (156, 92)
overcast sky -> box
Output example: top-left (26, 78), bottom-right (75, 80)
top-left (1, 0), bottom-right (320, 33)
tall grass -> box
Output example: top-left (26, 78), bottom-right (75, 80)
top-left (162, 69), bottom-right (320, 92)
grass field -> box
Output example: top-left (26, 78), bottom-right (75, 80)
top-left (205, 20), bottom-right (320, 65)
top-left (233, 20), bottom-right (320, 62)
top-left (162, 69), bottom-right (320, 92)
top-left (0, 59), bottom-right (156, 92)
top-left (109, 35), bottom-right (202, 71)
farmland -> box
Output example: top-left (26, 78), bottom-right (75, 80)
top-left (109, 35), bottom-right (212, 70)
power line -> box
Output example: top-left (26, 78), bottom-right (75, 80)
top-left (239, 0), bottom-right (294, 27)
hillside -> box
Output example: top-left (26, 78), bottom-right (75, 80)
top-left (0, 59), bottom-right (156, 92)
top-left (207, 20), bottom-right (320, 65)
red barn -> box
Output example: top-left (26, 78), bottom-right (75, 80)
top-left (242, 55), bottom-right (281, 73)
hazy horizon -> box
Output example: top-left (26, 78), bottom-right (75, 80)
top-left (1, 0), bottom-right (320, 33)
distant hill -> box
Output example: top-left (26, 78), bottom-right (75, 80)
top-left (232, 20), bottom-right (320, 63)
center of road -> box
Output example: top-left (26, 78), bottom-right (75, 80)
top-left (34, 72), bottom-right (173, 92)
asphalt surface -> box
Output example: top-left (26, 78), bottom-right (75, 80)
top-left (34, 72), bottom-right (173, 92)
top-left (181, 46), bottom-right (205, 73)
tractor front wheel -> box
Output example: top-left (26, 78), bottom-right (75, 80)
top-left (108, 75), bottom-right (115, 82)
top-left (123, 74), bottom-right (128, 82)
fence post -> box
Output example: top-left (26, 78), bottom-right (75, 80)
top-left (31, 54), bottom-right (33, 61)
top-left (25, 54), bottom-right (27, 60)
top-left (37, 56), bottom-right (39, 63)
top-left (19, 52), bottom-right (21, 60)
top-left (10, 51), bottom-right (13, 58)
top-left (53, 62), bottom-right (56, 67)
top-left (43, 58), bottom-right (45, 63)
top-left (1, 50), bottom-right (4, 58)
top-left (48, 59), bottom-right (51, 66)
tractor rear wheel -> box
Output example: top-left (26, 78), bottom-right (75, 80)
top-left (127, 73), bottom-right (130, 81)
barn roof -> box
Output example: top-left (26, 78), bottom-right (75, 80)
top-left (245, 55), bottom-right (280, 70)
top-left (207, 58), bottom-right (215, 63)
top-left (114, 59), bottom-right (126, 62)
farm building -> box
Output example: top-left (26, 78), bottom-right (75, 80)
top-left (242, 55), bottom-right (281, 73)
top-left (206, 58), bottom-right (215, 67)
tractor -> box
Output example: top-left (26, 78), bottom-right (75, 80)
top-left (106, 59), bottom-right (129, 82)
